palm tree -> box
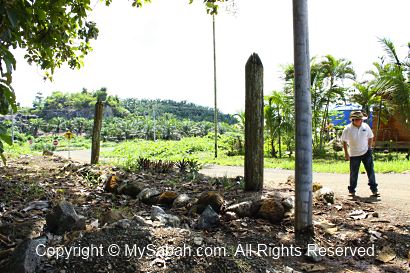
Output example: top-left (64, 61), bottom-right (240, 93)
top-left (28, 118), bottom-right (45, 137)
top-left (350, 81), bottom-right (378, 117)
top-left (72, 117), bottom-right (87, 136)
top-left (50, 117), bottom-right (65, 134)
top-left (265, 91), bottom-right (292, 158)
top-left (376, 38), bottom-right (410, 125)
top-left (317, 55), bottom-right (355, 152)
top-left (264, 96), bottom-right (277, 158)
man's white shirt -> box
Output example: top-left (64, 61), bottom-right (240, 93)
top-left (341, 122), bottom-right (374, 157)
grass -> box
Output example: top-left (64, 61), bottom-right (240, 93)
top-left (4, 135), bottom-right (409, 173)
top-left (3, 142), bottom-right (39, 158)
top-left (103, 137), bottom-right (410, 174)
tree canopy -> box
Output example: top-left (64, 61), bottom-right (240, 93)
top-left (0, 0), bottom-right (226, 161)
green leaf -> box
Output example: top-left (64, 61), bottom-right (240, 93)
top-left (0, 123), bottom-right (6, 134)
top-left (6, 8), bottom-right (18, 28)
top-left (0, 134), bottom-right (12, 146)
top-left (0, 153), bottom-right (5, 166)
top-left (0, 139), bottom-right (5, 165)
top-left (0, 46), bottom-right (16, 75)
top-left (0, 83), bottom-right (17, 113)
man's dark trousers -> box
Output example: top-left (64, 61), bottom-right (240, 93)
top-left (348, 149), bottom-right (378, 193)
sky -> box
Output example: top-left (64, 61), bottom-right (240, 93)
top-left (12, 0), bottom-right (410, 114)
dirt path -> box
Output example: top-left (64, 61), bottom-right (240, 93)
top-left (200, 165), bottom-right (410, 217)
top-left (54, 150), bottom-right (410, 216)
top-left (54, 148), bottom-right (113, 163)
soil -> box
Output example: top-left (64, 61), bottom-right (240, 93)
top-left (0, 155), bottom-right (409, 273)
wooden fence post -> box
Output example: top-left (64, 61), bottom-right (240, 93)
top-left (91, 99), bottom-right (103, 164)
top-left (244, 53), bottom-right (264, 191)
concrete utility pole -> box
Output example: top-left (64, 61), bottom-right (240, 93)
top-left (293, 0), bottom-right (314, 238)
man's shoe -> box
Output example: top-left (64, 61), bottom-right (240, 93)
top-left (371, 191), bottom-right (380, 197)
top-left (349, 192), bottom-right (356, 197)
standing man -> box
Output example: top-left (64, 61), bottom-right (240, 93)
top-left (341, 111), bottom-right (379, 197)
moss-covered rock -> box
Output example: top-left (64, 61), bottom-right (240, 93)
top-left (256, 198), bottom-right (285, 224)
top-left (196, 191), bottom-right (224, 214)
top-left (157, 191), bottom-right (178, 206)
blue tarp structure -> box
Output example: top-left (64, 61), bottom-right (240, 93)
top-left (329, 104), bottom-right (373, 127)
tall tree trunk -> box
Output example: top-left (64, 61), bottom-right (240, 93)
top-left (91, 99), bottom-right (104, 164)
top-left (319, 95), bottom-right (330, 152)
top-left (278, 107), bottom-right (282, 158)
top-left (270, 137), bottom-right (276, 158)
top-left (293, 0), bottom-right (314, 238)
top-left (213, 14), bottom-right (218, 158)
top-left (244, 53), bottom-right (264, 191)
top-left (374, 98), bottom-right (383, 147)
top-left (312, 98), bottom-right (318, 148)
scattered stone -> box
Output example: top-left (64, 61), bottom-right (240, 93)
top-left (156, 191), bottom-right (178, 207)
top-left (133, 215), bottom-right (151, 227)
top-left (226, 200), bottom-right (257, 218)
top-left (224, 211), bottom-right (238, 221)
top-left (42, 150), bottom-right (53, 156)
top-left (284, 266), bottom-right (294, 273)
top-left (173, 194), bottom-right (191, 208)
top-left (372, 212), bottom-right (379, 218)
top-left (314, 220), bottom-right (338, 235)
top-left (138, 188), bottom-right (161, 205)
top-left (300, 264), bottom-right (327, 272)
top-left (305, 244), bottom-right (323, 262)
top-left (46, 201), bottom-right (86, 235)
top-left (2, 237), bottom-right (47, 273)
top-left (286, 175), bottom-right (295, 186)
top-left (100, 210), bottom-right (124, 226)
top-left (312, 182), bottom-right (323, 192)
top-left (193, 236), bottom-right (203, 246)
top-left (376, 246), bottom-right (396, 263)
top-left (118, 181), bottom-right (146, 198)
top-left (151, 206), bottom-right (166, 220)
top-left (23, 200), bottom-right (50, 212)
top-left (314, 187), bottom-right (335, 204)
top-left (150, 206), bottom-right (180, 227)
top-left (368, 230), bottom-right (382, 239)
top-left (349, 210), bottom-right (368, 220)
top-left (112, 219), bottom-right (132, 229)
top-left (103, 174), bottom-right (119, 193)
top-left (257, 198), bottom-right (285, 224)
top-left (62, 162), bottom-right (82, 172)
top-left (197, 205), bottom-right (220, 230)
top-left (196, 191), bottom-right (224, 214)
top-left (282, 196), bottom-right (295, 211)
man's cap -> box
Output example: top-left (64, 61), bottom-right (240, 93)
top-left (349, 111), bottom-right (368, 121)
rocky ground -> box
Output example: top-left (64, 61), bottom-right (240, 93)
top-left (0, 155), bottom-right (409, 273)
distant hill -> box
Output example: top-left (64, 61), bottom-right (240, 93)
top-left (31, 89), bottom-right (237, 124)
top-left (122, 98), bottom-right (237, 124)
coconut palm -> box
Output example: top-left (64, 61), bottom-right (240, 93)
top-left (350, 81), bottom-right (378, 117)
top-left (376, 38), bottom-right (410, 126)
top-left (317, 55), bottom-right (356, 153)
top-left (50, 117), bottom-right (65, 134)
top-left (27, 118), bottom-right (45, 137)
top-left (264, 91), bottom-right (294, 158)
top-left (72, 117), bottom-right (87, 136)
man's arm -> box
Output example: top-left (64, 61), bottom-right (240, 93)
top-left (343, 141), bottom-right (350, 161)
top-left (368, 137), bottom-right (373, 150)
